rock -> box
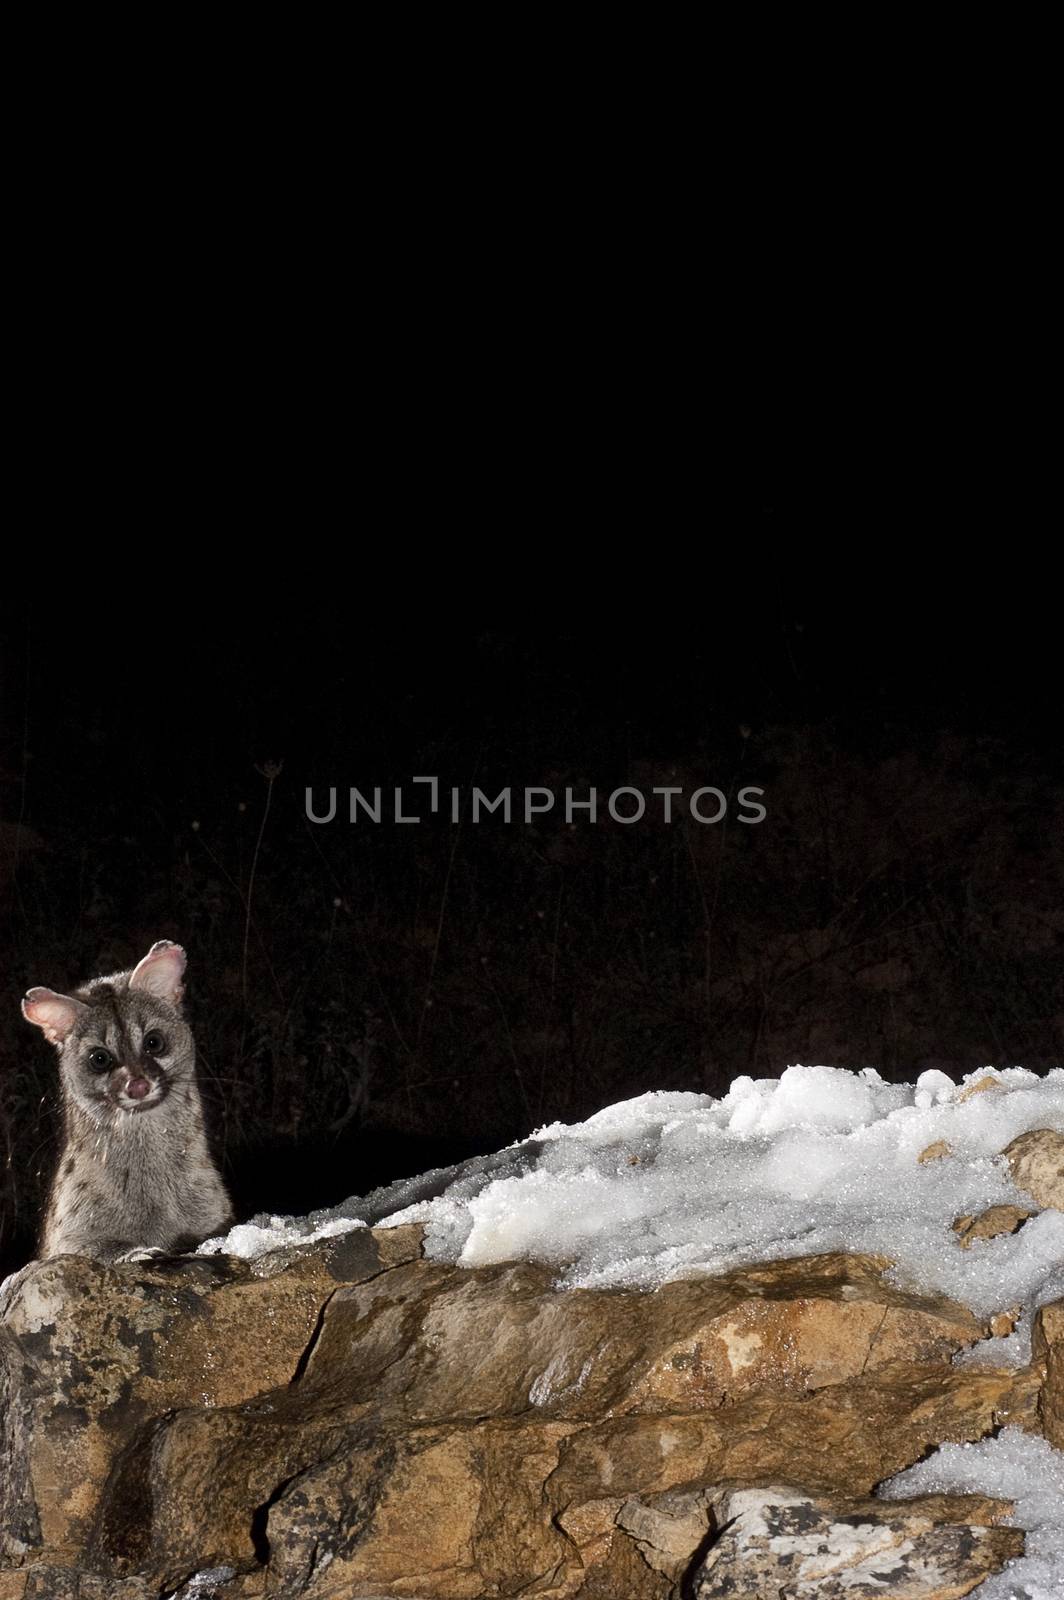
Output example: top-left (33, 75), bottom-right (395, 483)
top-left (951, 1204), bottom-right (1032, 1247)
top-left (957, 1075), bottom-right (1004, 1102)
top-left (289, 1250), bottom-right (988, 1421)
top-left (0, 1573), bottom-right (153, 1598)
top-left (546, 1361), bottom-right (1038, 1516)
top-left (0, 1324), bottom-right (41, 1563)
top-left (919, 1140), bottom-right (952, 1163)
top-left (616, 1487), bottom-right (714, 1579)
top-left (0, 1227), bottom-right (420, 1567)
top-left (266, 1420), bottom-right (577, 1600)
top-left (0, 1571), bottom-right (256, 1600)
top-left (1002, 1128), bottom-right (1064, 1210)
top-left (692, 1485), bottom-right (1024, 1599)
top-left (1033, 1298), bottom-right (1064, 1449)
top-left (988, 1305), bottom-right (1021, 1338)
top-left (0, 1237), bottom-right (1052, 1598)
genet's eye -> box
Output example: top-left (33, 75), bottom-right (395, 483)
top-left (142, 1031), bottom-right (166, 1057)
top-left (88, 1048), bottom-right (112, 1072)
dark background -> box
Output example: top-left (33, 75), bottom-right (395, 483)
top-left (2, 561), bottom-right (1061, 1277)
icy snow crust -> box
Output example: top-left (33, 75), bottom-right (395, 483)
top-left (201, 1064), bottom-right (1064, 1324)
top-left (198, 1213), bottom-right (367, 1261)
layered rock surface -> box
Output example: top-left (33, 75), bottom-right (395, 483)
top-left (1, 1212), bottom-right (1059, 1599)
top-left (692, 1486), bottom-right (1024, 1599)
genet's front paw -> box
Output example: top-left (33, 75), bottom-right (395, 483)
top-left (114, 1246), bottom-right (167, 1264)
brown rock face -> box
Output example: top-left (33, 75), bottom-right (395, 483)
top-left (0, 1229), bottom-right (1051, 1598)
top-left (0, 1226), bottom-right (419, 1563)
top-left (1033, 1298), bottom-right (1064, 1450)
top-left (951, 1204), bottom-right (1032, 1247)
top-left (0, 1573), bottom-right (156, 1598)
top-left (287, 1250), bottom-right (986, 1421)
top-left (692, 1485), bottom-right (1024, 1599)
top-left (957, 1075), bottom-right (1004, 1102)
top-left (1003, 1128), bottom-right (1064, 1210)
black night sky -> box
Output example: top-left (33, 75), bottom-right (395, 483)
top-left (2, 558), bottom-right (1061, 1277)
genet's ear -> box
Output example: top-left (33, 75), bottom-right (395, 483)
top-left (22, 988), bottom-right (88, 1046)
top-left (129, 941), bottom-right (186, 1008)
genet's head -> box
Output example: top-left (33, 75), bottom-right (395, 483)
top-left (22, 941), bottom-right (194, 1121)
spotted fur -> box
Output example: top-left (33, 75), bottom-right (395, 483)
top-left (22, 941), bottom-right (233, 1262)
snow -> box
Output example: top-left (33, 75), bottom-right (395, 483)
top-left (880, 1428), bottom-right (1064, 1600)
top-left (197, 1213), bottom-right (365, 1260)
top-left (199, 1064), bottom-right (1064, 1327)
top-left (164, 1569), bottom-right (236, 1599)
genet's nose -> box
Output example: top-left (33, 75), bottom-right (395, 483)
top-left (125, 1077), bottom-right (150, 1099)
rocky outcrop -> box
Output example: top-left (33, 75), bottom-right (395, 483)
top-left (0, 1213), bottom-right (1059, 1596)
top-left (692, 1486), bottom-right (1024, 1599)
